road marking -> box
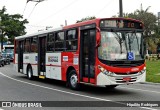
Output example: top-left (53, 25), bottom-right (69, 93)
top-left (0, 72), bottom-right (158, 110)
top-left (141, 107), bottom-right (159, 110)
top-left (119, 86), bottom-right (160, 94)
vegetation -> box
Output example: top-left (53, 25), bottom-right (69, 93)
top-left (146, 60), bottom-right (160, 83)
top-left (0, 6), bottom-right (28, 44)
top-left (124, 4), bottom-right (159, 54)
top-left (76, 16), bottom-right (96, 23)
top-left (114, 4), bottom-right (160, 54)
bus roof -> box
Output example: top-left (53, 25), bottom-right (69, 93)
top-left (15, 27), bottom-right (62, 40)
top-left (15, 17), bottom-right (143, 40)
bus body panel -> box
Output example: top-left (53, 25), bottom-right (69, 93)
top-left (29, 53), bottom-right (38, 76)
top-left (23, 53), bottom-right (30, 75)
top-left (14, 54), bottom-right (18, 72)
top-left (46, 53), bottom-right (62, 80)
top-left (61, 52), bottom-right (79, 81)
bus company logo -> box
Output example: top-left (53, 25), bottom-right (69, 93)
top-left (25, 56), bottom-right (29, 59)
top-left (48, 56), bottom-right (58, 62)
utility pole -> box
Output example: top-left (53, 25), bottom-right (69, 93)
top-left (158, 12), bottom-right (160, 26)
top-left (119, 0), bottom-right (123, 17)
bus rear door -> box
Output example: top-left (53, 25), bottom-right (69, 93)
top-left (18, 41), bottom-right (23, 72)
top-left (38, 35), bottom-right (46, 78)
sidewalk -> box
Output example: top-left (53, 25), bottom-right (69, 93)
top-left (140, 82), bottom-right (160, 85)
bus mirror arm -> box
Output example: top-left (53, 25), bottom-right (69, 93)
top-left (96, 27), bottom-right (101, 48)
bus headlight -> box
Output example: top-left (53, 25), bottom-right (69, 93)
top-left (140, 67), bottom-right (146, 74)
top-left (98, 65), bottom-right (115, 76)
top-left (138, 67), bottom-right (146, 75)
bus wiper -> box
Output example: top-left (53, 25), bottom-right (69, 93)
top-left (111, 29), bottom-right (124, 54)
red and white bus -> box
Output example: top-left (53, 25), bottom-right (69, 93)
top-left (14, 18), bottom-right (146, 90)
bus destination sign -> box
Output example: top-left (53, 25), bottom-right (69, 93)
top-left (100, 20), bottom-right (143, 29)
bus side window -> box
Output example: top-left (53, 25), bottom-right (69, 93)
top-left (66, 29), bottom-right (78, 51)
top-left (47, 33), bottom-right (55, 52)
top-left (55, 31), bottom-right (64, 51)
top-left (15, 41), bottom-right (19, 53)
top-left (24, 38), bottom-right (30, 53)
top-left (31, 36), bottom-right (38, 53)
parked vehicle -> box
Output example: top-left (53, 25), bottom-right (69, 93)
top-left (2, 54), bottom-right (10, 65)
top-left (0, 57), bottom-right (5, 67)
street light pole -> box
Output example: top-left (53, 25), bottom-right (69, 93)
top-left (119, 0), bottom-right (123, 17)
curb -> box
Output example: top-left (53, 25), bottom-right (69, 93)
top-left (140, 82), bottom-right (160, 85)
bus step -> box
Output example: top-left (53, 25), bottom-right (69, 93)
top-left (39, 75), bottom-right (45, 79)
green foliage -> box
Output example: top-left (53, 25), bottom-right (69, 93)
top-left (76, 16), bottom-right (96, 23)
top-left (123, 4), bottom-right (160, 54)
top-left (146, 60), bottom-right (160, 83)
top-left (0, 6), bottom-right (29, 44)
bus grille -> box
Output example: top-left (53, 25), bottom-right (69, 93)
top-left (115, 77), bottom-right (137, 83)
top-left (114, 72), bottom-right (138, 75)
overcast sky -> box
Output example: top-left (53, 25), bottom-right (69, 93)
top-left (0, 0), bottom-right (160, 34)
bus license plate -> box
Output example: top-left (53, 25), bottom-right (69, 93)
top-left (123, 77), bottom-right (131, 81)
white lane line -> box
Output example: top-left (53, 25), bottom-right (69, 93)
top-left (141, 107), bottom-right (159, 110)
top-left (0, 109), bottom-right (4, 110)
top-left (0, 72), bottom-right (158, 110)
top-left (119, 86), bottom-right (160, 94)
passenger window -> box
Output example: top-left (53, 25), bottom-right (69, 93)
top-left (31, 36), bottom-right (38, 52)
top-left (55, 31), bottom-right (64, 51)
top-left (47, 33), bottom-right (55, 52)
top-left (24, 38), bottom-right (30, 53)
top-left (66, 29), bottom-right (78, 51)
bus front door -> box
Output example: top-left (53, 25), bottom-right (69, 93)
top-left (38, 36), bottom-right (46, 78)
top-left (80, 29), bottom-right (96, 83)
top-left (18, 41), bottom-right (23, 72)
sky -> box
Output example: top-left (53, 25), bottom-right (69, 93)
top-left (0, 0), bottom-right (160, 34)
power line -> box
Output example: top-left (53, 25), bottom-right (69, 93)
top-left (27, 2), bottom-right (39, 19)
top-left (34, 0), bottom-right (79, 25)
top-left (23, 0), bottom-right (46, 19)
top-left (95, 0), bottom-right (115, 15)
top-left (22, 2), bottom-right (28, 16)
top-left (26, 24), bottom-right (46, 27)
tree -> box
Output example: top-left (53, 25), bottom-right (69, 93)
top-left (123, 4), bottom-right (159, 54)
top-left (76, 16), bottom-right (96, 23)
top-left (0, 6), bottom-right (28, 44)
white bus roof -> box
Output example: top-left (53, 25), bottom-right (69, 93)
top-left (15, 27), bottom-right (62, 40)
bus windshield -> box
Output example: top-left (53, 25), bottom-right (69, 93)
top-left (98, 31), bottom-right (143, 61)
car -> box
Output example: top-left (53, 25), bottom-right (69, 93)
top-left (1, 54), bottom-right (10, 65)
top-left (0, 58), bottom-right (5, 67)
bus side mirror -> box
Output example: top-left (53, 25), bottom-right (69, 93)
top-left (96, 27), bottom-right (101, 48)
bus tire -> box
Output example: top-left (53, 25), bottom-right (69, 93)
top-left (68, 70), bottom-right (80, 90)
top-left (27, 66), bottom-right (33, 80)
top-left (105, 85), bottom-right (118, 89)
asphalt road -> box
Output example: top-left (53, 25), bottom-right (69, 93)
top-left (0, 64), bottom-right (160, 110)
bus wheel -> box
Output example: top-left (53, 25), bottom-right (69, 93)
top-left (68, 70), bottom-right (80, 90)
top-left (105, 85), bottom-right (118, 89)
top-left (27, 66), bottom-right (33, 80)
